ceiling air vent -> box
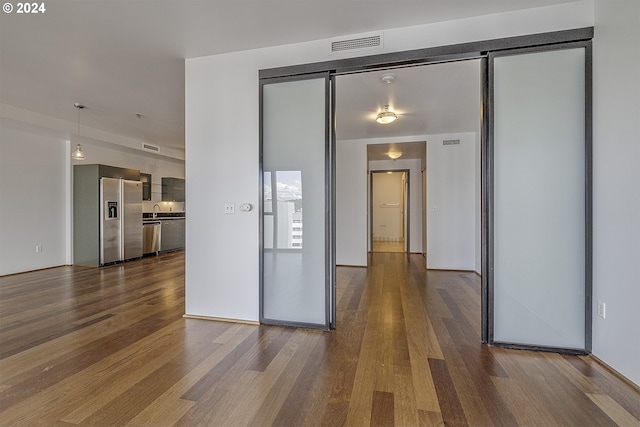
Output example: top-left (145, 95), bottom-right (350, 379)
top-left (331, 34), bottom-right (382, 52)
top-left (142, 143), bottom-right (160, 152)
top-left (443, 139), bottom-right (461, 146)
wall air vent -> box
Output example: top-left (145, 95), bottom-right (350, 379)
top-left (142, 143), bottom-right (160, 152)
top-left (331, 34), bottom-right (382, 52)
top-left (443, 139), bottom-right (461, 146)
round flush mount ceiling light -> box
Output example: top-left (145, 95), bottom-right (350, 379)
top-left (376, 105), bottom-right (398, 124)
top-left (380, 73), bottom-right (396, 84)
top-left (387, 151), bottom-right (402, 160)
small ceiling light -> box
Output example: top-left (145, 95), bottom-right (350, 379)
top-left (387, 151), bottom-right (402, 160)
top-left (72, 103), bottom-right (86, 160)
top-left (376, 105), bottom-right (398, 125)
top-left (380, 73), bottom-right (396, 84)
top-left (71, 144), bottom-right (86, 161)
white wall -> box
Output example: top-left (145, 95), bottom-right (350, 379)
top-left (426, 132), bottom-right (477, 271)
top-left (186, 3), bottom-right (593, 319)
top-left (592, 0), bottom-right (640, 386)
top-left (0, 126), bottom-right (68, 275)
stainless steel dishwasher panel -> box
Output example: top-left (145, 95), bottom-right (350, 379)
top-left (143, 221), bottom-right (161, 254)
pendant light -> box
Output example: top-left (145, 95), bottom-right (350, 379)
top-left (376, 105), bottom-right (398, 125)
top-left (71, 103), bottom-right (86, 160)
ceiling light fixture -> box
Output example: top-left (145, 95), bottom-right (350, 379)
top-left (380, 73), bottom-right (396, 84)
top-left (71, 103), bottom-right (86, 160)
top-left (387, 151), bottom-right (402, 160)
top-left (376, 105), bottom-right (398, 125)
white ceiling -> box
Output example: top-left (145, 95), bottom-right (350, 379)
top-left (0, 1), bottom-right (576, 153)
top-left (335, 60), bottom-right (481, 141)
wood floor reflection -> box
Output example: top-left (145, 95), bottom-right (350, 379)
top-left (373, 239), bottom-right (405, 253)
top-left (1, 251), bottom-right (639, 426)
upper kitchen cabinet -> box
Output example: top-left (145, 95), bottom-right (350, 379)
top-left (162, 177), bottom-right (185, 202)
top-left (140, 173), bottom-right (152, 201)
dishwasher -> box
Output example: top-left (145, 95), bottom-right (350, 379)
top-left (142, 221), bottom-right (161, 255)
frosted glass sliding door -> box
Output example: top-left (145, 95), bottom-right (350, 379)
top-left (489, 44), bottom-right (591, 351)
top-left (260, 75), bottom-right (331, 328)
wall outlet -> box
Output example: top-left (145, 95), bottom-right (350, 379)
top-left (597, 301), bottom-right (606, 319)
top-left (224, 203), bottom-right (235, 214)
top-left (35, 245), bottom-right (43, 253)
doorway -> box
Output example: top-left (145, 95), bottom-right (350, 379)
top-left (335, 60), bottom-right (479, 269)
top-left (370, 170), bottom-right (409, 253)
top-left (260, 28), bottom-right (592, 352)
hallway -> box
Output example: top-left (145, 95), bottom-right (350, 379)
top-left (0, 252), bottom-right (638, 426)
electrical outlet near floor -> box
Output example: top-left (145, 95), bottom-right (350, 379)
top-left (597, 301), bottom-right (606, 319)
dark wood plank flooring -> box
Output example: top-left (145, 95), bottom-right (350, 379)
top-left (1, 251), bottom-right (639, 426)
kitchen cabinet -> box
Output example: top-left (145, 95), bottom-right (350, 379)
top-left (160, 218), bottom-right (185, 251)
top-left (140, 173), bottom-right (152, 201)
top-left (162, 177), bottom-right (185, 202)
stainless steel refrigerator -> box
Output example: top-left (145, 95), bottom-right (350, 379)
top-left (100, 178), bottom-right (143, 264)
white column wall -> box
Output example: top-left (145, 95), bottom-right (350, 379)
top-left (426, 132), bottom-right (477, 271)
top-left (592, 0), bottom-right (640, 386)
top-left (336, 140), bottom-right (368, 266)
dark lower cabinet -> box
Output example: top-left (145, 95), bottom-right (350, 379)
top-left (160, 219), bottom-right (185, 251)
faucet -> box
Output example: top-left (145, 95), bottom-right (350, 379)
top-left (153, 203), bottom-right (161, 219)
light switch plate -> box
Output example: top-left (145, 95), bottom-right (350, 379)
top-left (597, 301), bottom-right (606, 319)
top-left (224, 203), bottom-right (235, 214)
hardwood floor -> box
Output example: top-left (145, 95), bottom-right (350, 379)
top-left (372, 240), bottom-right (405, 253)
top-left (1, 251), bottom-right (639, 426)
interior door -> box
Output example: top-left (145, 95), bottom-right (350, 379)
top-left (403, 172), bottom-right (409, 253)
top-left (486, 42), bottom-right (592, 353)
top-left (260, 73), bottom-right (333, 329)
top-left (422, 169), bottom-right (427, 258)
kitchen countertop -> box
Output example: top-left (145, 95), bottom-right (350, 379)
top-left (143, 212), bottom-right (185, 220)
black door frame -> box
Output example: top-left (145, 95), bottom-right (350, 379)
top-left (259, 72), bottom-right (335, 330)
top-left (369, 169), bottom-right (411, 254)
top-left (259, 27), bottom-right (594, 341)
top-left (485, 41), bottom-right (593, 354)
